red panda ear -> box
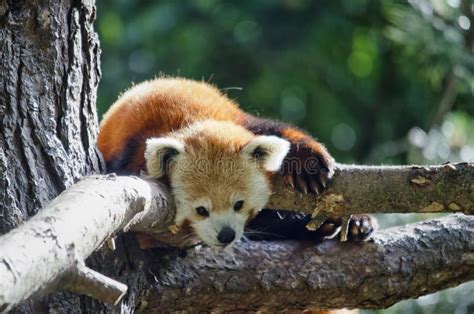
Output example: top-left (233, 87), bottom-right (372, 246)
top-left (145, 137), bottom-right (185, 178)
top-left (241, 136), bottom-right (290, 172)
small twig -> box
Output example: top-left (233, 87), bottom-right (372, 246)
top-left (62, 263), bottom-right (127, 305)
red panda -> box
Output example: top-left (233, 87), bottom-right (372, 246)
top-left (98, 77), bottom-right (375, 248)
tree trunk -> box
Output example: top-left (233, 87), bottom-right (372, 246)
top-left (0, 0), bottom-right (102, 311)
top-left (0, 0), bottom-right (102, 233)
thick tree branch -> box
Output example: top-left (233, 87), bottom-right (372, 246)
top-left (0, 163), bottom-right (473, 310)
top-left (269, 162), bottom-right (474, 216)
top-left (270, 162), bottom-right (473, 240)
top-left (139, 214), bottom-right (474, 312)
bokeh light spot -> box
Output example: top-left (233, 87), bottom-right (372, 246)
top-left (460, 145), bottom-right (474, 161)
top-left (348, 51), bottom-right (373, 77)
top-left (408, 127), bottom-right (427, 148)
top-left (447, 0), bottom-right (460, 8)
top-left (233, 20), bottom-right (261, 43)
top-left (331, 123), bottom-right (356, 151)
top-left (458, 16), bottom-right (471, 30)
top-left (99, 12), bottom-right (123, 45)
top-left (347, 32), bottom-right (377, 78)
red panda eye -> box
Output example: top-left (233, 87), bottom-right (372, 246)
top-left (234, 200), bottom-right (244, 211)
top-left (195, 206), bottom-right (209, 217)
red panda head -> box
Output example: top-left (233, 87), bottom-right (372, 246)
top-left (144, 120), bottom-right (290, 247)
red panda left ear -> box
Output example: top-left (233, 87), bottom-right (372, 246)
top-left (145, 137), bottom-right (185, 178)
top-left (241, 136), bottom-right (290, 172)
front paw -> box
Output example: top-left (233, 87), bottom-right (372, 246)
top-left (282, 142), bottom-right (334, 194)
top-left (346, 215), bottom-right (377, 242)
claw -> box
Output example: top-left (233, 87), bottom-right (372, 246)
top-left (347, 215), bottom-right (377, 242)
top-left (359, 216), bottom-right (374, 235)
top-left (169, 224), bottom-right (180, 234)
top-left (349, 223), bottom-right (360, 237)
top-left (294, 173), bottom-right (308, 194)
top-left (307, 175), bottom-right (321, 195)
top-left (319, 173), bottom-right (328, 188)
top-left (319, 165), bottom-right (332, 184)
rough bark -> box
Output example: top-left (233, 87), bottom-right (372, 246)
top-left (137, 162), bottom-right (474, 244)
top-left (139, 214), bottom-right (474, 312)
top-left (86, 214), bottom-right (474, 312)
top-left (269, 162), bottom-right (473, 241)
top-left (0, 0), bottom-right (103, 236)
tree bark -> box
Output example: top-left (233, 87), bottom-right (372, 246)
top-left (73, 214), bottom-right (473, 313)
top-left (269, 163), bottom-right (473, 239)
top-left (0, 0), bottom-right (102, 235)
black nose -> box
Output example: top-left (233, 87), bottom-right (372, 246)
top-left (217, 226), bottom-right (235, 244)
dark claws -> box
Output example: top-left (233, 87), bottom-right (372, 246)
top-left (284, 149), bottom-right (334, 195)
top-left (294, 173), bottom-right (308, 194)
top-left (306, 174), bottom-right (321, 195)
top-left (319, 173), bottom-right (328, 188)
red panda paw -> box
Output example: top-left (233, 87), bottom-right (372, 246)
top-left (346, 215), bottom-right (377, 242)
top-left (282, 143), bottom-right (335, 195)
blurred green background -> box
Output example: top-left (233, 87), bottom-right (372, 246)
top-left (95, 0), bottom-right (473, 313)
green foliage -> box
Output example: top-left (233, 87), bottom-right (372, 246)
top-left (384, 1), bottom-right (474, 101)
top-left (96, 0), bottom-right (473, 165)
top-left (95, 0), bottom-right (473, 312)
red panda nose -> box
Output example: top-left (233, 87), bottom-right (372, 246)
top-left (217, 226), bottom-right (236, 244)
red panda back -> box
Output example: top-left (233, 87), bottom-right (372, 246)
top-left (98, 78), bottom-right (244, 173)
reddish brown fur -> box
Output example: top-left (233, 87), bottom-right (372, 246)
top-left (99, 78), bottom-right (246, 173)
top-left (98, 77), bottom-right (333, 182)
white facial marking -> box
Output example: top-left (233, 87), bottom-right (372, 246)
top-left (193, 209), bottom-right (247, 247)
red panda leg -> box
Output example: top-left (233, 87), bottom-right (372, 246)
top-left (246, 210), bottom-right (376, 242)
top-left (241, 116), bottom-right (334, 194)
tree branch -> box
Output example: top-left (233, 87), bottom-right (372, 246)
top-left (269, 162), bottom-right (474, 216)
top-left (0, 163), bottom-right (473, 310)
top-left (139, 214), bottom-right (474, 312)
top-left (0, 175), bottom-right (170, 311)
